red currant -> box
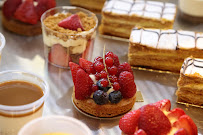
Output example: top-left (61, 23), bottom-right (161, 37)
top-left (105, 57), bottom-right (114, 67)
top-left (108, 66), bottom-right (118, 75)
top-left (113, 82), bottom-right (120, 90)
top-left (100, 71), bottom-right (107, 78)
top-left (105, 52), bottom-right (114, 58)
top-left (94, 56), bottom-right (103, 63)
top-left (95, 72), bottom-right (101, 80)
top-left (100, 78), bottom-right (109, 87)
top-left (91, 84), bottom-right (99, 92)
top-left (109, 75), bottom-right (118, 83)
top-left (94, 61), bottom-right (104, 72)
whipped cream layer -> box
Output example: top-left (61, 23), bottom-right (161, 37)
top-left (0, 107), bottom-right (43, 135)
top-left (130, 27), bottom-right (203, 50)
top-left (103, 0), bottom-right (176, 21)
top-left (179, 0), bottom-right (203, 17)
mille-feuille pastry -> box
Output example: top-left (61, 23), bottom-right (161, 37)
top-left (70, 0), bottom-right (105, 12)
top-left (176, 57), bottom-right (203, 106)
top-left (128, 27), bottom-right (203, 73)
top-left (99, 0), bottom-right (177, 38)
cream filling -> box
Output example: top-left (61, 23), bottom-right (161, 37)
top-left (179, 0), bottom-right (203, 17)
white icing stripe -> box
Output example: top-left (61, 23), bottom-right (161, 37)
top-left (103, 0), bottom-right (176, 21)
top-left (181, 57), bottom-right (203, 77)
top-left (130, 27), bottom-right (202, 50)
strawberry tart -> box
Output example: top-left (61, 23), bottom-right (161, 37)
top-left (119, 99), bottom-right (198, 135)
top-left (41, 7), bottom-right (98, 68)
top-left (70, 52), bottom-right (137, 117)
top-left (2, 0), bottom-right (56, 36)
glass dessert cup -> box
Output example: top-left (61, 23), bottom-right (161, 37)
top-left (0, 33), bottom-right (6, 63)
top-left (41, 6), bottom-right (98, 69)
top-left (18, 115), bottom-right (93, 135)
top-left (0, 70), bottom-right (49, 135)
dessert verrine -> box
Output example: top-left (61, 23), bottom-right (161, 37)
top-left (2, 0), bottom-right (56, 36)
top-left (70, 51), bottom-right (137, 118)
top-left (119, 99), bottom-right (197, 135)
top-left (0, 71), bottom-right (49, 135)
top-left (41, 6), bottom-right (98, 68)
top-left (179, 0), bottom-right (203, 23)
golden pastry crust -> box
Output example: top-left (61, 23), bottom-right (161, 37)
top-left (72, 89), bottom-right (136, 118)
top-left (2, 15), bottom-right (41, 36)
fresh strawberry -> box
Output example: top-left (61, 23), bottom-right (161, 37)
top-left (3, 0), bottom-right (22, 19)
top-left (79, 58), bottom-right (95, 74)
top-left (117, 62), bottom-right (133, 76)
top-left (58, 14), bottom-right (84, 31)
top-left (113, 53), bottom-right (120, 67)
top-left (69, 62), bottom-right (81, 85)
top-left (14, 0), bottom-right (38, 24)
top-left (75, 69), bottom-right (93, 100)
top-left (138, 104), bottom-right (171, 135)
top-left (119, 109), bottom-right (141, 134)
top-left (167, 108), bottom-right (186, 124)
top-left (174, 128), bottom-right (188, 135)
top-left (118, 71), bottom-right (136, 98)
top-left (152, 99), bottom-right (171, 112)
top-left (173, 115), bottom-right (197, 135)
top-left (35, 0), bottom-right (56, 18)
top-left (134, 129), bottom-right (147, 135)
top-left (48, 44), bottom-right (69, 67)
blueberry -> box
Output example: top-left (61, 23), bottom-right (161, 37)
top-left (109, 91), bottom-right (122, 104)
top-left (93, 90), bottom-right (109, 105)
top-left (96, 80), bottom-right (110, 92)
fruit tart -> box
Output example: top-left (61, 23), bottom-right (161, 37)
top-left (119, 99), bottom-right (198, 135)
top-left (2, 0), bottom-right (56, 36)
top-left (70, 52), bottom-right (137, 118)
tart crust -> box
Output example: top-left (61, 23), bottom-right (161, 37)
top-left (2, 15), bottom-right (42, 36)
top-left (72, 88), bottom-right (136, 118)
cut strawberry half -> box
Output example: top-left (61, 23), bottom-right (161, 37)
top-left (167, 108), bottom-right (186, 124)
top-left (79, 58), bottom-right (95, 74)
top-left (48, 44), bottom-right (69, 67)
top-left (3, 0), bottom-right (22, 19)
top-left (14, 0), bottom-right (38, 24)
top-left (35, 0), bottom-right (56, 18)
top-left (69, 62), bottom-right (81, 85)
top-left (119, 109), bottom-right (141, 134)
top-left (58, 14), bottom-right (84, 31)
top-left (134, 129), bottom-right (147, 135)
top-left (152, 99), bottom-right (171, 113)
top-left (75, 69), bottom-right (93, 100)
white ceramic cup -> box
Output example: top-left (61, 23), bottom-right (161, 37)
top-left (18, 115), bottom-right (93, 135)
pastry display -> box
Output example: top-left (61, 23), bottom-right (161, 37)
top-left (99, 0), bottom-right (177, 38)
top-left (176, 57), bottom-right (203, 106)
top-left (70, 0), bottom-right (105, 12)
top-left (119, 99), bottom-right (198, 135)
top-left (70, 51), bottom-right (137, 117)
top-left (128, 27), bottom-right (203, 73)
top-left (179, 0), bottom-right (203, 23)
top-left (41, 7), bottom-right (98, 68)
top-left (2, 0), bottom-right (56, 36)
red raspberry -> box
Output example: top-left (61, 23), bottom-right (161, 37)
top-left (95, 72), bottom-right (101, 80)
top-left (91, 84), bottom-right (99, 92)
top-left (105, 51), bottom-right (114, 58)
top-left (100, 78), bottom-right (109, 87)
top-left (113, 82), bottom-right (120, 90)
top-left (108, 66), bottom-right (118, 75)
top-left (105, 57), bottom-right (114, 67)
top-left (118, 71), bottom-right (136, 98)
top-left (100, 71), bottom-right (108, 78)
top-left (94, 61), bottom-right (104, 72)
top-left (109, 75), bottom-right (118, 83)
top-left (118, 62), bottom-right (133, 76)
top-left (94, 56), bottom-right (103, 63)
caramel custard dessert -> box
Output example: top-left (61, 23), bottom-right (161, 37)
top-left (0, 81), bottom-right (44, 135)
